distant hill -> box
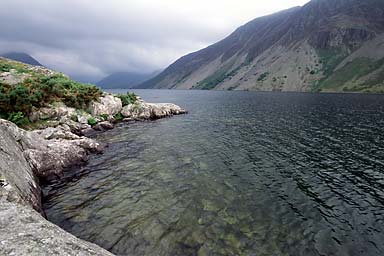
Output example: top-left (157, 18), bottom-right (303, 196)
top-left (97, 71), bottom-right (160, 89)
top-left (140, 0), bottom-right (384, 93)
top-left (0, 52), bottom-right (43, 66)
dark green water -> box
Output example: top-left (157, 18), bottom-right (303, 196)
top-left (44, 90), bottom-right (384, 256)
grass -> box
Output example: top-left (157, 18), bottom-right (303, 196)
top-left (317, 49), bottom-right (346, 77)
top-left (196, 61), bottom-right (236, 90)
top-left (0, 60), bottom-right (30, 74)
top-left (364, 65), bottom-right (384, 87)
top-left (319, 57), bottom-right (384, 91)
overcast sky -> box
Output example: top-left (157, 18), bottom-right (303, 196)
top-left (0, 0), bottom-right (310, 82)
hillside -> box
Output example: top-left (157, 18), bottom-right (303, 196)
top-left (139, 0), bottom-right (384, 93)
top-left (0, 52), bottom-right (42, 66)
top-left (97, 71), bottom-right (159, 89)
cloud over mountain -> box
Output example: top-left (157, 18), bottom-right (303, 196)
top-left (0, 0), bottom-right (309, 82)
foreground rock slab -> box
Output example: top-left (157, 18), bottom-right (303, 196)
top-left (0, 98), bottom-right (187, 255)
top-left (0, 201), bottom-right (113, 256)
top-left (0, 119), bottom-right (110, 255)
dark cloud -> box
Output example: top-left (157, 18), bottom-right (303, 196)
top-left (0, 0), bottom-right (309, 82)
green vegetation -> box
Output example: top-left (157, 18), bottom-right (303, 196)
top-left (7, 112), bottom-right (29, 126)
top-left (87, 117), bottom-right (97, 126)
top-left (0, 74), bottom-right (101, 115)
top-left (257, 72), bottom-right (269, 81)
top-left (195, 61), bottom-right (253, 90)
top-left (316, 49), bottom-right (346, 77)
top-left (365, 66), bottom-right (384, 87)
top-left (0, 58), bottom-right (102, 126)
top-left (310, 49), bottom-right (384, 93)
top-left (70, 113), bottom-right (79, 122)
top-left (99, 114), bottom-right (109, 121)
top-left (117, 92), bottom-right (137, 106)
top-left (198, 68), bottom-right (231, 90)
top-left (113, 112), bottom-right (124, 121)
top-left (0, 60), bottom-right (29, 73)
top-left (196, 61), bottom-right (237, 90)
top-left (317, 57), bottom-right (384, 92)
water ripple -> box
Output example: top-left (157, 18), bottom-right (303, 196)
top-left (44, 91), bottom-right (384, 256)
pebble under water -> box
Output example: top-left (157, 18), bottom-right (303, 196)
top-left (44, 90), bottom-right (384, 256)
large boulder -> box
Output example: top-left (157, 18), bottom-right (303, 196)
top-left (34, 125), bottom-right (80, 140)
top-left (0, 69), bottom-right (30, 85)
top-left (0, 120), bottom-right (41, 212)
top-left (59, 116), bottom-right (91, 135)
top-left (0, 201), bottom-right (114, 256)
top-left (0, 119), bottom-right (103, 181)
top-left (147, 103), bottom-right (187, 119)
top-left (29, 103), bottom-right (76, 122)
top-left (121, 102), bottom-right (187, 120)
top-left (89, 95), bottom-right (122, 116)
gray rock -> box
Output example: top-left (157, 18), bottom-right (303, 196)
top-left (81, 128), bottom-right (97, 137)
top-left (59, 116), bottom-right (91, 135)
top-left (29, 104), bottom-right (76, 122)
top-left (0, 119), bottom-right (42, 212)
top-left (0, 119), bottom-right (112, 255)
top-left (0, 201), bottom-right (114, 256)
top-left (89, 95), bottom-right (122, 116)
top-left (147, 103), bottom-right (187, 119)
top-left (34, 126), bottom-right (80, 140)
top-left (92, 121), bottom-right (114, 131)
top-left (0, 119), bottom-right (103, 180)
top-left (121, 102), bottom-right (187, 120)
top-left (0, 69), bottom-right (30, 85)
top-left (78, 112), bottom-right (94, 125)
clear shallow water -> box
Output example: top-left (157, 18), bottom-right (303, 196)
top-left (44, 90), bottom-right (384, 256)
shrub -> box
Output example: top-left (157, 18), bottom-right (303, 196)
top-left (0, 73), bottom-right (102, 119)
top-left (100, 114), bottom-right (109, 121)
top-left (257, 72), bottom-right (269, 81)
top-left (87, 117), bottom-right (97, 126)
top-left (70, 114), bottom-right (79, 122)
top-left (0, 59), bottom-right (104, 126)
top-left (0, 63), bottom-right (12, 72)
top-left (7, 112), bottom-right (29, 126)
top-left (117, 92), bottom-right (137, 106)
top-left (113, 112), bottom-right (124, 121)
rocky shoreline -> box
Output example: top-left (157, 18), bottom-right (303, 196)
top-left (0, 95), bottom-right (186, 255)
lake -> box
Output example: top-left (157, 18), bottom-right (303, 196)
top-left (43, 90), bottom-right (384, 256)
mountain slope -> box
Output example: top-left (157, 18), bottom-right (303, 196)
top-left (97, 71), bottom-right (159, 89)
top-left (0, 52), bottom-right (42, 66)
top-left (139, 0), bottom-right (384, 92)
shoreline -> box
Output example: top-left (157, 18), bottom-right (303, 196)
top-left (0, 95), bottom-right (186, 255)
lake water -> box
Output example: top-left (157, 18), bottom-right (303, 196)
top-left (43, 90), bottom-right (384, 256)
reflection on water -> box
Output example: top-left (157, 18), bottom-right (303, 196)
top-left (44, 90), bottom-right (384, 256)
